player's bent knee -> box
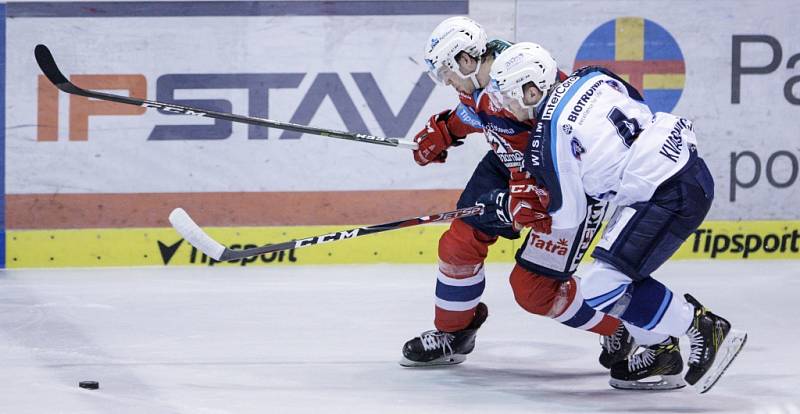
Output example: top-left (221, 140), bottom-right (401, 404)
top-left (509, 264), bottom-right (565, 316)
top-left (438, 219), bottom-right (496, 267)
top-left (579, 260), bottom-right (633, 310)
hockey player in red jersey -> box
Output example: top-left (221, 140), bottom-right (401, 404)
top-left (400, 17), bottom-right (633, 370)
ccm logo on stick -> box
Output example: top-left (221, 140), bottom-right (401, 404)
top-left (141, 102), bottom-right (206, 116)
top-left (295, 229), bottom-right (360, 247)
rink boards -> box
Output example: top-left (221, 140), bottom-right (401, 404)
top-left (6, 220), bottom-right (800, 268)
top-left (1, 0), bottom-right (799, 268)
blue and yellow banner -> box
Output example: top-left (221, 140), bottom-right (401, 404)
top-left (574, 17), bottom-right (685, 113)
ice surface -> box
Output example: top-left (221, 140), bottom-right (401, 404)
top-left (1, 260), bottom-right (798, 413)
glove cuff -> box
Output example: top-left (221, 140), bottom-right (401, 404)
top-left (438, 110), bottom-right (469, 142)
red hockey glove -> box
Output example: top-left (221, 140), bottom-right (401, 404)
top-left (412, 110), bottom-right (465, 166)
top-left (508, 170), bottom-right (552, 234)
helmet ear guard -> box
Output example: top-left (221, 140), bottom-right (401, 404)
top-left (424, 16), bottom-right (488, 88)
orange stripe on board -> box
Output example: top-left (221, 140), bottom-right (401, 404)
top-left (37, 75), bottom-right (59, 141)
top-left (6, 190), bottom-right (463, 229)
top-left (68, 75), bottom-right (147, 141)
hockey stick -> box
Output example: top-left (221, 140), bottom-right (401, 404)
top-left (33, 44), bottom-right (418, 150)
top-left (169, 206), bottom-right (483, 261)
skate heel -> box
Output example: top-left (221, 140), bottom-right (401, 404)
top-left (692, 329), bottom-right (748, 394)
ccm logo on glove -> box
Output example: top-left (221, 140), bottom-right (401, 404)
top-left (508, 172), bottom-right (552, 234)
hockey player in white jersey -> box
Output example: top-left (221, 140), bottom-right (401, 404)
top-left (486, 42), bottom-right (747, 393)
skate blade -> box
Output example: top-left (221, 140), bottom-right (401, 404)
top-left (609, 374), bottom-right (686, 391)
top-left (691, 329), bottom-right (748, 394)
top-left (398, 354), bottom-right (466, 368)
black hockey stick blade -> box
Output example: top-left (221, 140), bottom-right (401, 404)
top-left (168, 206), bottom-right (484, 262)
top-left (33, 44), bottom-right (417, 149)
top-left (35, 44), bottom-right (71, 91)
top-left (35, 44), bottom-right (153, 106)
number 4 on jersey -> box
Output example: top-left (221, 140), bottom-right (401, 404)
top-left (607, 107), bottom-right (641, 147)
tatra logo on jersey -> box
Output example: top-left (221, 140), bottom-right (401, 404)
top-left (528, 234), bottom-right (569, 256)
top-left (516, 200), bottom-right (609, 280)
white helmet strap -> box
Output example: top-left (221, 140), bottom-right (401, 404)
top-left (467, 59), bottom-right (482, 89)
top-left (515, 95), bottom-right (536, 119)
top-left (449, 54), bottom-right (482, 90)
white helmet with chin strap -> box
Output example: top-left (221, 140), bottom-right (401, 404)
top-left (424, 16), bottom-right (488, 89)
top-left (488, 42), bottom-right (558, 118)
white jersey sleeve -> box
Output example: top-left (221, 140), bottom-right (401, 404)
top-left (525, 67), bottom-right (698, 228)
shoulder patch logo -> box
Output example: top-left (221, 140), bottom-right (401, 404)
top-left (604, 79), bottom-right (625, 94)
top-left (570, 137), bottom-right (586, 160)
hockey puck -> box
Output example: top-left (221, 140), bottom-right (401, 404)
top-left (79, 381), bottom-right (99, 390)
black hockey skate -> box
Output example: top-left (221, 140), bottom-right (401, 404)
top-left (609, 336), bottom-right (685, 390)
top-left (399, 302), bottom-right (488, 367)
top-left (599, 323), bottom-right (637, 369)
top-left (683, 294), bottom-right (747, 393)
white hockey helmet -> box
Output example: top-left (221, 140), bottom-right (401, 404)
top-left (424, 16), bottom-right (488, 89)
top-left (488, 42), bottom-right (558, 116)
